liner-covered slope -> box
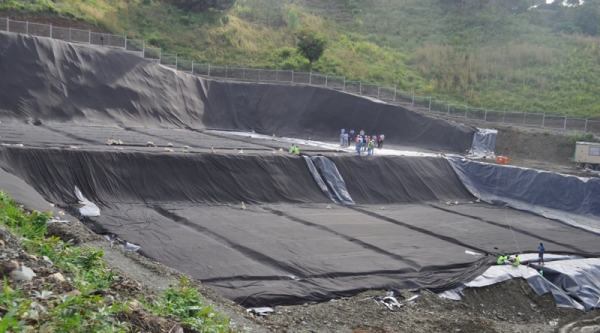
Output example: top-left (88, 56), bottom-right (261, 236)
top-left (0, 147), bottom-right (330, 205)
top-left (329, 155), bottom-right (474, 204)
top-left (0, 31), bottom-right (476, 152)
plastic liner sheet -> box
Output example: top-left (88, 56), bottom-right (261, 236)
top-left (0, 31), bottom-right (476, 153)
top-left (0, 147), bottom-right (331, 205)
top-left (329, 156), bottom-right (474, 204)
top-left (537, 258), bottom-right (600, 310)
top-left (440, 258), bottom-right (600, 311)
top-left (74, 186), bottom-right (100, 217)
top-left (471, 128), bottom-right (497, 156)
top-left (309, 156), bottom-right (354, 205)
top-left (447, 157), bottom-right (600, 235)
top-left (302, 156), bottom-right (341, 204)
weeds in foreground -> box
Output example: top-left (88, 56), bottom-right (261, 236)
top-left (0, 191), bottom-right (231, 332)
top-left (145, 276), bottom-right (231, 333)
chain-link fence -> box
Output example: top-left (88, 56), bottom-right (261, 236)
top-left (2, 16), bottom-right (600, 135)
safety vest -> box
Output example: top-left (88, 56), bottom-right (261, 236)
top-left (497, 256), bottom-right (505, 265)
top-left (513, 256), bottom-right (520, 266)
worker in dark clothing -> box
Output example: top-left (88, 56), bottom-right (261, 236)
top-left (538, 243), bottom-right (545, 265)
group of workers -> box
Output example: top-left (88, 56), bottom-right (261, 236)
top-left (289, 144), bottom-right (300, 155)
top-left (339, 129), bottom-right (385, 156)
top-left (496, 243), bottom-right (546, 270)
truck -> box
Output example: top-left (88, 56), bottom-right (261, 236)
top-left (574, 141), bottom-right (600, 171)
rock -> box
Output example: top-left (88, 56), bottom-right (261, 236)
top-left (128, 300), bottom-right (144, 311)
top-left (301, 321), bottom-right (307, 325)
top-left (0, 260), bottom-right (19, 276)
top-left (0, 240), bottom-right (4, 247)
top-left (28, 254), bottom-right (37, 261)
top-left (10, 265), bottom-right (36, 281)
top-left (42, 256), bottom-right (53, 265)
top-left (49, 272), bottom-right (65, 282)
top-left (103, 295), bottom-right (115, 304)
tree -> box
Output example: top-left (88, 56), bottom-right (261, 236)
top-left (295, 28), bottom-right (327, 71)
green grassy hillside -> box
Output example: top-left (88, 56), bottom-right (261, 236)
top-left (2, 0), bottom-right (600, 118)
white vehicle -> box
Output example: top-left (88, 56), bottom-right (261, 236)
top-left (574, 141), bottom-right (600, 171)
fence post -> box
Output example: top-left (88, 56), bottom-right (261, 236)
top-left (447, 104), bottom-right (450, 115)
top-left (523, 112), bottom-right (526, 125)
top-left (563, 116), bottom-right (567, 131)
top-left (191, 60), bottom-right (194, 74)
top-left (393, 86), bottom-right (397, 103)
top-left (108, 34), bottom-right (111, 47)
top-left (159, 49), bottom-right (162, 63)
top-left (275, 69), bottom-right (278, 82)
top-left (243, 68), bottom-right (245, 80)
top-left (542, 113), bottom-right (545, 128)
top-left (49, 24), bottom-right (52, 38)
top-left (377, 87), bottom-right (380, 99)
top-left (309, 72), bottom-right (312, 85)
top-left (6, 18), bottom-right (8, 32)
top-left (125, 37), bottom-right (127, 50)
top-left (175, 54), bottom-right (178, 70)
top-left (465, 106), bottom-right (468, 118)
top-left (359, 82), bottom-right (362, 94)
top-left (585, 118), bottom-right (588, 132)
top-left (225, 66), bottom-right (228, 78)
top-left (69, 27), bottom-right (71, 41)
top-left (26, 21), bottom-right (29, 35)
top-left (88, 30), bottom-right (91, 44)
top-left (411, 92), bottom-right (414, 107)
top-left (291, 71), bottom-right (294, 83)
top-left (325, 75), bottom-right (328, 87)
top-left (428, 97), bottom-right (432, 111)
top-left (142, 40), bottom-right (145, 57)
top-left (503, 110), bottom-right (506, 123)
top-left (258, 69), bottom-right (261, 81)
top-left (343, 77), bottom-right (345, 91)
top-left (208, 64), bottom-right (210, 76)
top-left (484, 108), bottom-right (487, 122)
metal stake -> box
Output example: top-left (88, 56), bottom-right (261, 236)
top-left (207, 64), bottom-right (210, 76)
top-left (191, 60), bottom-right (194, 74)
top-left (325, 75), bottom-right (328, 87)
top-left (503, 110), bottom-right (506, 123)
top-left (377, 87), bottom-right (380, 99)
top-left (88, 30), bottom-right (91, 44)
top-left (447, 104), bottom-right (450, 115)
top-left (343, 77), bottom-right (346, 91)
top-left (484, 108), bottom-right (487, 122)
top-left (542, 113), bottom-right (545, 128)
top-left (465, 106), bottom-right (468, 118)
top-left (563, 116), bottom-right (567, 131)
top-left (49, 24), bottom-right (52, 38)
top-left (291, 71), bottom-right (294, 83)
top-left (585, 118), bottom-right (588, 132)
top-left (359, 82), bottom-right (362, 94)
top-left (429, 98), bottom-right (432, 111)
top-left (393, 86), bottom-right (397, 103)
top-left (411, 92), bottom-right (414, 107)
top-left (26, 21), bottom-right (29, 35)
